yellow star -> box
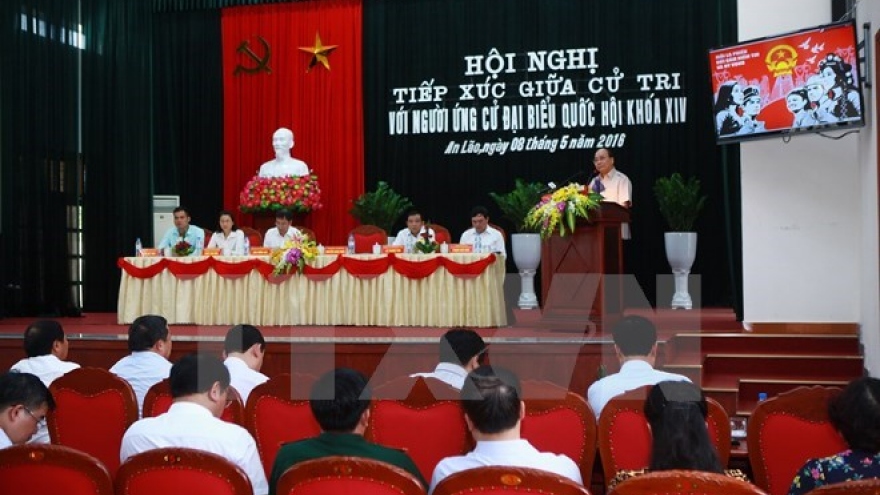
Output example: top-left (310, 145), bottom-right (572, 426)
top-left (298, 32), bottom-right (338, 72)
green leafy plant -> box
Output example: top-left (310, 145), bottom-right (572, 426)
top-left (349, 181), bottom-right (413, 234)
top-left (489, 179), bottom-right (545, 233)
top-left (653, 173), bottom-right (707, 231)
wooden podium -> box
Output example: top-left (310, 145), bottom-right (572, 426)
top-left (539, 202), bottom-right (630, 332)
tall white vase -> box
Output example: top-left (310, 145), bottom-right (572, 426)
top-left (664, 232), bottom-right (697, 310)
top-left (511, 233), bottom-right (542, 309)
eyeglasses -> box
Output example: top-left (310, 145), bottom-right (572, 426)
top-left (23, 407), bottom-right (47, 429)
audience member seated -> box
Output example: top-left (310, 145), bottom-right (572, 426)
top-left (608, 381), bottom-right (747, 489)
top-left (207, 210), bottom-right (245, 256)
top-left (157, 206), bottom-right (204, 256)
top-left (410, 328), bottom-right (487, 390)
top-left (110, 315), bottom-right (173, 417)
top-left (264, 209), bottom-right (302, 249)
top-left (120, 353), bottom-right (268, 495)
top-left (788, 377), bottom-right (880, 495)
top-left (0, 371), bottom-right (54, 449)
top-left (459, 206), bottom-right (506, 256)
top-left (269, 368), bottom-right (426, 494)
top-left (9, 320), bottom-right (79, 443)
top-left (223, 325), bottom-right (269, 404)
top-left (587, 316), bottom-right (690, 418)
top-left (430, 367), bottom-right (583, 493)
top-left (392, 210), bottom-right (435, 253)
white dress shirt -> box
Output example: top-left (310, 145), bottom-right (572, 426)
top-left (0, 429), bottom-right (13, 450)
top-left (208, 229), bottom-right (246, 255)
top-left (121, 402), bottom-right (268, 495)
top-left (459, 226), bottom-right (507, 257)
top-left (392, 227), bottom-right (436, 252)
top-left (410, 362), bottom-right (469, 390)
top-left (263, 227), bottom-right (303, 249)
top-left (586, 359), bottom-right (691, 418)
top-left (110, 351), bottom-right (172, 418)
top-left (10, 354), bottom-right (80, 443)
top-left (223, 357), bottom-right (268, 404)
top-left (430, 439), bottom-right (582, 493)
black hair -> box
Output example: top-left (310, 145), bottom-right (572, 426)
top-left (460, 366), bottom-right (521, 434)
top-left (469, 206), bottom-right (489, 218)
top-left (275, 209), bottom-right (294, 221)
top-left (439, 328), bottom-right (486, 366)
top-left (611, 316), bottom-right (657, 357)
top-left (309, 368), bottom-right (371, 432)
top-left (173, 206), bottom-right (191, 217)
top-left (127, 315), bottom-right (169, 352)
top-left (404, 209), bottom-right (423, 221)
top-left (645, 381), bottom-right (723, 473)
top-left (224, 324), bottom-right (266, 354)
top-left (169, 353), bottom-right (231, 398)
top-left (218, 210), bottom-right (239, 232)
top-left (23, 320), bottom-right (65, 357)
top-left (0, 371), bottom-right (55, 411)
top-left (829, 377), bottom-right (880, 453)
top-left (596, 147), bottom-right (615, 159)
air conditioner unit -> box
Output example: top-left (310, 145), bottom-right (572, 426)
top-left (152, 195), bottom-right (180, 246)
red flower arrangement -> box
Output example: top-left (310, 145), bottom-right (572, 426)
top-left (173, 240), bottom-right (195, 257)
top-left (239, 174), bottom-right (323, 214)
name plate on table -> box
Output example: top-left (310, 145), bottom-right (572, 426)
top-left (203, 248), bottom-right (222, 256)
top-left (139, 248), bottom-right (160, 257)
top-left (249, 247), bottom-right (272, 255)
top-left (381, 245), bottom-right (405, 254)
top-left (323, 246), bottom-right (347, 255)
top-left (449, 244), bottom-right (473, 253)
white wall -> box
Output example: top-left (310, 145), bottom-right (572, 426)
top-left (739, 0), bottom-right (879, 374)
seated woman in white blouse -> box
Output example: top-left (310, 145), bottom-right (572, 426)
top-left (207, 210), bottom-right (245, 255)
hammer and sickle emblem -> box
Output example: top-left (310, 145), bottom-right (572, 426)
top-left (234, 36), bottom-right (271, 76)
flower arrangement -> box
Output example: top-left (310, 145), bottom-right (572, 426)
top-left (525, 183), bottom-right (602, 239)
top-left (270, 236), bottom-right (319, 275)
top-left (239, 174), bottom-right (323, 214)
top-left (173, 240), bottom-right (195, 257)
top-left (413, 228), bottom-right (439, 254)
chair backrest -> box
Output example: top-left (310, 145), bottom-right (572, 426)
top-left (202, 228), bottom-right (212, 247)
top-left (0, 444), bottom-right (114, 495)
top-left (244, 373), bottom-right (321, 479)
top-left (276, 456), bottom-right (425, 495)
top-left (115, 447), bottom-right (252, 495)
top-left (432, 466), bottom-right (591, 495)
top-left (47, 367), bottom-right (138, 477)
top-left (520, 381), bottom-right (597, 486)
top-left (489, 223), bottom-right (507, 243)
top-left (747, 386), bottom-right (846, 495)
top-left (808, 478), bottom-right (880, 495)
top-left (240, 226), bottom-right (263, 247)
top-left (431, 224), bottom-right (452, 244)
top-left (372, 374), bottom-right (461, 401)
top-left (366, 376), bottom-right (472, 483)
top-left (350, 225), bottom-right (387, 253)
top-left (597, 386), bottom-right (731, 487)
top-left (607, 470), bottom-right (769, 495)
top-left (143, 378), bottom-right (245, 425)
top-left (293, 226), bottom-right (317, 243)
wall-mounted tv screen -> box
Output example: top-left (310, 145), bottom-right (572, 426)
top-left (709, 20), bottom-right (864, 144)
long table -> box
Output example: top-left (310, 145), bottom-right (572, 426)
top-left (117, 253), bottom-right (507, 327)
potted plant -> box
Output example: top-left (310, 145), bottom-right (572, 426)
top-left (489, 179), bottom-right (544, 309)
top-left (653, 172), bottom-right (707, 310)
top-left (349, 181), bottom-right (413, 239)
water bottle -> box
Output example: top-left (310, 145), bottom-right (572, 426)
top-left (758, 392), bottom-right (768, 402)
top-left (347, 233), bottom-right (356, 254)
top-left (135, 238), bottom-right (142, 257)
top-left (474, 233), bottom-right (482, 253)
top-left (243, 237), bottom-right (250, 256)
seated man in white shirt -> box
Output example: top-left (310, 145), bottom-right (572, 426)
top-left (459, 206), bottom-right (506, 256)
top-left (110, 315), bottom-right (173, 417)
top-left (430, 367), bottom-right (583, 493)
top-left (222, 324), bottom-right (269, 404)
top-left (392, 210), bottom-right (435, 253)
top-left (157, 206), bottom-right (205, 256)
top-left (586, 316), bottom-right (691, 419)
top-left (0, 371), bottom-right (55, 449)
top-left (263, 209), bottom-right (303, 249)
top-left (121, 354), bottom-right (268, 495)
top-left (411, 328), bottom-right (487, 390)
top-left (9, 320), bottom-right (79, 443)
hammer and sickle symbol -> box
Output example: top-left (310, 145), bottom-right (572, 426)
top-left (234, 36), bottom-right (271, 75)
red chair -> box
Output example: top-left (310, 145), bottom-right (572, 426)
top-left (430, 224), bottom-right (452, 245)
top-left (275, 456), bottom-right (425, 495)
top-left (0, 444), bottom-right (113, 495)
top-left (432, 466), bottom-right (590, 495)
top-left (607, 470), bottom-right (768, 495)
top-left (241, 227), bottom-right (263, 247)
top-left (808, 479), bottom-right (880, 495)
top-left (597, 386), bottom-right (731, 488)
top-left (366, 376), bottom-right (472, 483)
top-left (293, 226), bottom-right (317, 243)
top-left (747, 386), bottom-right (846, 495)
top-left (202, 228), bottom-right (213, 248)
top-left (372, 374), bottom-right (461, 401)
top-left (520, 381), bottom-right (597, 486)
top-left (350, 225), bottom-right (388, 254)
top-left (115, 447), bottom-right (252, 495)
top-left (47, 367), bottom-right (138, 477)
top-left (244, 373), bottom-right (321, 479)
top-left (143, 378), bottom-right (245, 425)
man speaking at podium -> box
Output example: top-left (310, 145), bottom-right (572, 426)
top-left (588, 147), bottom-right (631, 239)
